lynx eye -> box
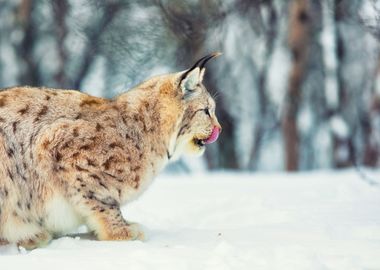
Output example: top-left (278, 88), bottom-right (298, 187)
top-left (204, 108), bottom-right (210, 117)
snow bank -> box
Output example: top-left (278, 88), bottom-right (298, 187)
top-left (1, 170), bottom-right (380, 270)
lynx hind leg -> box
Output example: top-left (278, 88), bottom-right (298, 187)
top-left (80, 197), bottom-right (144, 241)
top-left (17, 231), bottom-right (52, 250)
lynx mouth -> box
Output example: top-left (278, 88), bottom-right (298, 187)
top-left (193, 126), bottom-right (221, 147)
top-left (194, 138), bottom-right (206, 147)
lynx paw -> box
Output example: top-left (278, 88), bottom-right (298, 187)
top-left (98, 222), bottom-right (145, 241)
top-left (17, 232), bottom-right (52, 250)
top-left (126, 222), bottom-right (145, 241)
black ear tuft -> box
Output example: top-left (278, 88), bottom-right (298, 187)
top-left (179, 52), bottom-right (222, 82)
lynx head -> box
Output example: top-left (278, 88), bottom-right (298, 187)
top-left (168, 52), bottom-right (222, 159)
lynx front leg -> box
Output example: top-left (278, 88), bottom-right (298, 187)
top-left (80, 196), bottom-right (144, 241)
top-left (96, 219), bottom-right (145, 241)
top-left (17, 231), bottom-right (52, 250)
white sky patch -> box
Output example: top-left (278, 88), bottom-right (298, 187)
top-left (128, 4), bottom-right (158, 22)
top-left (335, 144), bottom-right (350, 163)
top-left (321, 0), bottom-right (339, 109)
top-left (64, 31), bottom-right (86, 60)
top-left (146, 65), bottom-right (172, 78)
top-left (266, 2), bottom-right (291, 113)
top-left (216, 13), bottom-right (257, 169)
top-left (67, 0), bottom-right (95, 29)
top-left (375, 73), bottom-right (380, 95)
top-left (359, 0), bottom-right (380, 28)
top-left (80, 55), bottom-right (106, 96)
top-left (251, 38), bottom-right (267, 73)
top-left (257, 132), bottom-right (284, 171)
top-left (330, 115), bottom-right (349, 139)
top-left (267, 45), bottom-right (290, 109)
top-left (0, 43), bottom-right (19, 86)
top-left (298, 106), bottom-right (313, 134)
top-left (10, 29), bottom-right (23, 44)
top-left (35, 37), bottom-right (60, 79)
top-left (235, 118), bottom-right (255, 169)
top-left (181, 155), bottom-right (208, 172)
top-left (314, 125), bottom-right (333, 168)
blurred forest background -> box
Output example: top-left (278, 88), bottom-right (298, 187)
top-left (0, 0), bottom-right (379, 172)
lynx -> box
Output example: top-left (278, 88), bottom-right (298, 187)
top-left (0, 53), bottom-right (221, 249)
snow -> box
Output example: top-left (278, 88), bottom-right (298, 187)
top-left (1, 170), bottom-right (380, 269)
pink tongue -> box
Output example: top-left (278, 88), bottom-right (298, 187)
top-left (204, 126), bottom-right (220, 144)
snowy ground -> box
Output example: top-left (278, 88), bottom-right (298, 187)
top-left (1, 170), bottom-right (380, 270)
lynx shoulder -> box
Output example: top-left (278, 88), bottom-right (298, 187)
top-left (0, 53), bottom-right (221, 249)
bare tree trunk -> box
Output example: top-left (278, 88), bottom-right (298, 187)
top-left (333, 1), bottom-right (362, 169)
top-left (211, 99), bottom-right (240, 169)
top-left (73, 1), bottom-right (123, 90)
top-left (248, 1), bottom-right (278, 170)
top-left (157, 0), bottom-right (234, 169)
top-left (363, 55), bottom-right (380, 166)
top-left (52, 0), bottom-right (69, 88)
top-left (282, 0), bottom-right (311, 171)
top-left (18, 0), bottom-right (40, 86)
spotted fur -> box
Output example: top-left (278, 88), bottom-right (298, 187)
top-left (0, 54), bottom-right (221, 249)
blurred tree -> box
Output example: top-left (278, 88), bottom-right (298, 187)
top-left (0, 0), bottom-right (379, 172)
top-left (18, 0), bottom-right (40, 86)
top-left (52, 0), bottom-right (69, 88)
top-left (283, 0), bottom-right (311, 171)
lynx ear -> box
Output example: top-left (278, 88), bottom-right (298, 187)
top-left (181, 67), bottom-right (201, 93)
top-left (179, 52), bottom-right (222, 96)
